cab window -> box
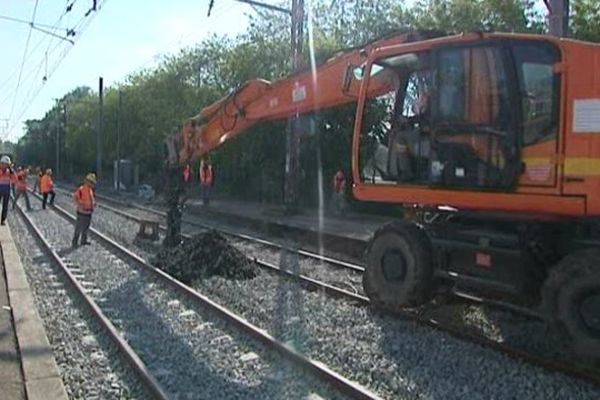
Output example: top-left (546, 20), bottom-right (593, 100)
top-left (511, 42), bottom-right (560, 146)
top-left (359, 44), bottom-right (519, 189)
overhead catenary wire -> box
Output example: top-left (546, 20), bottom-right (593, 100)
top-left (4, 0), bottom-right (249, 141)
top-left (8, 0), bottom-right (41, 123)
top-left (0, 0), bottom-right (79, 106)
top-left (2, 0), bottom-right (107, 140)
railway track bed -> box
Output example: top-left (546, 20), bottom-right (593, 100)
top-left (42, 187), bottom-right (600, 399)
top-left (15, 200), bottom-right (377, 400)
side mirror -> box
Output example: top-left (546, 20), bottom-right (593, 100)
top-left (353, 66), bottom-right (365, 80)
top-left (343, 64), bottom-right (365, 96)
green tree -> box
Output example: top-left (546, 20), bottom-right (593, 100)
top-left (571, 0), bottom-right (600, 42)
top-left (407, 0), bottom-right (542, 33)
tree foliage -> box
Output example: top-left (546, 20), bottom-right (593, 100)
top-left (14, 0), bottom-right (600, 205)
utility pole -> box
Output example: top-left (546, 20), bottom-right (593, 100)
top-left (97, 77), bottom-right (103, 182)
top-left (283, 0), bottom-right (304, 212)
top-left (55, 111), bottom-right (60, 178)
top-left (545, 0), bottom-right (570, 37)
top-left (207, 0), bottom-right (304, 211)
top-left (116, 90), bottom-right (122, 191)
top-left (62, 103), bottom-right (67, 178)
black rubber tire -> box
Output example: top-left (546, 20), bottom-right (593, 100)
top-left (541, 249), bottom-right (600, 359)
top-left (363, 221), bottom-right (434, 309)
top-left (541, 248), bottom-right (600, 316)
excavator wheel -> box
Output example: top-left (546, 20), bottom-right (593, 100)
top-left (542, 249), bottom-right (600, 359)
top-left (363, 221), bottom-right (434, 310)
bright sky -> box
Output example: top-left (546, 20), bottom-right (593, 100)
top-left (0, 0), bottom-right (257, 142)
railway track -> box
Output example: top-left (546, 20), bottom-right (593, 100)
top-left (24, 191), bottom-right (383, 400)
top-left (47, 187), bottom-right (600, 391)
top-left (14, 202), bottom-right (169, 399)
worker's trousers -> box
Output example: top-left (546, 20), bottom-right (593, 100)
top-left (13, 190), bottom-right (31, 211)
top-left (42, 191), bottom-right (55, 209)
top-left (72, 212), bottom-right (92, 246)
top-left (0, 191), bottom-right (10, 224)
top-left (330, 191), bottom-right (347, 216)
top-left (201, 184), bottom-right (211, 205)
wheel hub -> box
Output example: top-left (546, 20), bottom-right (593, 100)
top-left (381, 250), bottom-right (407, 282)
top-left (579, 290), bottom-right (600, 336)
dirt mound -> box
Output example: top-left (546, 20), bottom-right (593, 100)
top-left (153, 231), bottom-right (258, 284)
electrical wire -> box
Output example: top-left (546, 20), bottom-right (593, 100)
top-left (8, 0), bottom-right (41, 122)
top-left (4, 0), bottom-right (251, 140)
top-left (0, 0), bottom-right (74, 102)
top-left (2, 0), bottom-right (107, 140)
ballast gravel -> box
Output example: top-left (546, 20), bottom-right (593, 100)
top-left (8, 212), bottom-right (149, 400)
top-left (23, 198), bottom-right (349, 400)
top-left (82, 192), bottom-right (581, 359)
top-left (52, 192), bottom-right (600, 400)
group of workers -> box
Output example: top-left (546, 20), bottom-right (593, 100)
top-left (182, 159), bottom-right (214, 206)
top-left (0, 155), bottom-right (97, 247)
top-left (184, 160), bottom-right (348, 214)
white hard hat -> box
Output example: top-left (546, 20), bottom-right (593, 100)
top-left (0, 155), bottom-right (11, 164)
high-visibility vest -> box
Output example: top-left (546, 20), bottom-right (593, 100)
top-left (40, 175), bottom-right (54, 193)
top-left (333, 171), bottom-right (346, 193)
top-left (15, 171), bottom-right (28, 192)
top-left (200, 165), bottom-right (213, 185)
top-left (73, 185), bottom-right (95, 214)
top-left (183, 165), bottom-right (191, 182)
top-left (0, 167), bottom-right (14, 192)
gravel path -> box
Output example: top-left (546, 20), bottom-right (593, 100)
top-left (48, 190), bottom-right (600, 399)
top-left (21, 199), bottom-right (350, 400)
top-left (8, 211), bottom-right (150, 400)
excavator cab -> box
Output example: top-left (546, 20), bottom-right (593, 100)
top-left (356, 38), bottom-right (560, 195)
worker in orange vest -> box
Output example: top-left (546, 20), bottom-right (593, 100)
top-left (32, 167), bottom-right (43, 193)
top-left (72, 173), bottom-right (96, 247)
top-left (12, 166), bottom-right (31, 211)
top-left (183, 164), bottom-right (192, 184)
top-left (199, 159), bottom-right (214, 206)
top-left (0, 156), bottom-right (16, 225)
top-left (331, 169), bottom-right (347, 216)
top-left (40, 169), bottom-right (55, 209)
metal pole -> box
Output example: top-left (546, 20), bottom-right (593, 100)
top-left (62, 103), bottom-right (67, 179)
top-left (97, 77), bottom-right (103, 182)
top-left (209, 0), bottom-right (301, 211)
top-left (55, 111), bottom-right (60, 178)
top-left (546, 0), bottom-right (569, 37)
top-left (116, 90), bottom-right (122, 191)
top-left (283, 0), bottom-right (304, 211)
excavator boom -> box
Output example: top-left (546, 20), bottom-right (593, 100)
top-left (174, 31), bottom-right (440, 166)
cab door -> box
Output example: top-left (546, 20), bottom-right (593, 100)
top-left (511, 41), bottom-right (562, 187)
top-left (429, 43), bottom-right (520, 190)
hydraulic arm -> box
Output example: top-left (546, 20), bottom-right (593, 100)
top-left (169, 31), bottom-right (440, 166)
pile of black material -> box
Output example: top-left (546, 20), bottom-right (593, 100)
top-left (153, 230), bottom-right (257, 284)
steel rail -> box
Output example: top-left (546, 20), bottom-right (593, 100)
top-left (88, 192), bottom-right (548, 317)
top-left (14, 203), bottom-right (171, 400)
top-left (86, 197), bottom-right (370, 303)
top-left (35, 195), bottom-right (385, 400)
top-left (89, 190), bottom-right (546, 317)
top-left (47, 188), bottom-right (600, 387)
top-left (89, 189), bottom-right (365, 273)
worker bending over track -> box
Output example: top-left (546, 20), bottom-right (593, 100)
top-left (72, 173), bottom-right (96, 247)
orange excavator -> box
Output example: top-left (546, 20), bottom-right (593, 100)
top-left (166, 31), bottom-right (600, 356)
